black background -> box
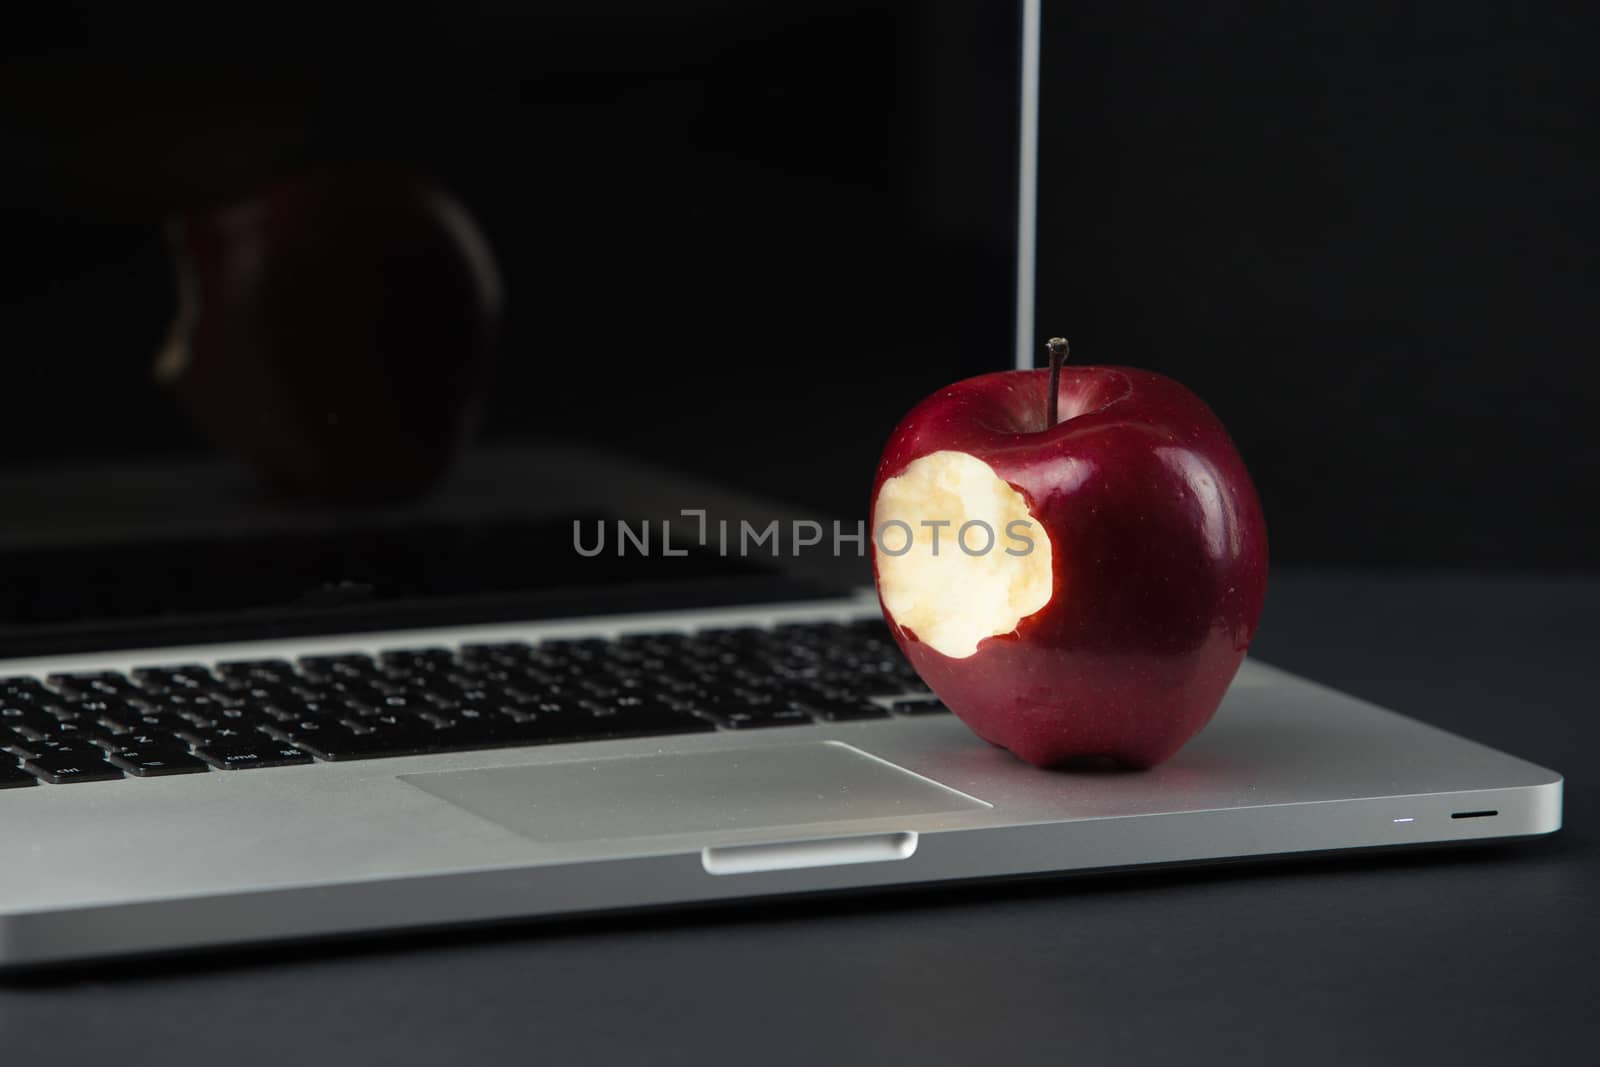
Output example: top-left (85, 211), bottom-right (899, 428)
top-left (1, 0), bottom-right (1595, 568)
top-left (1037, 1), bottom-right (1599, 569)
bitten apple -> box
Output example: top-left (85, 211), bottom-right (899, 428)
top-left (870, 339), bottom-right (1268, 768)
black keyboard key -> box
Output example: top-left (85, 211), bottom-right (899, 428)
top-left (438, 704), bottom-right (500, 726)
top-left (23, 752), bottom-right (125, 783)
top-left (218, 681), bottom-right (299, 706)
top-left (268, 720), bottom-right (337, 746)
top-left (109, 750), bottom-right (211, 777)
top-left (694, 626), bottom-right (766, 645)
top-left (616, 630), bottom-right (689, 645)
top-left (583, 690), bottom-right (656, 708)
top-left (713, 707), bottom-right (815, 729)
top-left (498, 698), bottom-right (570, 723)
top-left (455, 660), bottom-right (532, 684)
top-left (311, 678), bottom-right (388, 704)
top-left (575, 679), bottom-right (625, 700)
top-left (720, 670), bottom-right (794, 694)
top-left (378, 648), bottom-right (457, 673)
top-left (539, 637), bottom-right (611, 652)
top-left (418, 718), bottom-right (538, 748)
top-left (256, 698), bottom-right (352, 722)
top-left (45, 670), bottom-right (122, 688)
top-left (209, 705), bottom-right (277, 727)
top-left (1, 706), bottom-right (62, 733)
top-left (53, 696), bottom-right (135, 720)
top-left (1, 763), bottom-right (39, 788)
top-left (435, 684), bottom-right (509, 706)
top-left (1, 726), bottom-right (37, 754)
top-left (151, 690), bottom-right (230, 712)
top-left (890, 696), bottom-right (949, 715)
top-left (195, 743), bottom-right (315, 770)
top-left (359, 711), bottom-right (421, 731)
top-left (94, 733), bottom-right (189, 755)
top-left (289, 726), bottom-right (436, 761)
top-left (214, 659), bottom-right (297, 682)
top-left (400, 669), bottom-right (466, 695)
top-left (458, 641), bottom-right (534, 662)
top-left (1, 674), bottom-right (51, 690)
top-left (298, 653), bottom-right (377, 674)
top-left (46, 672), bottom-right (141, 698)
top-left (131, 665), bottom-right (217, 690)
top-left (807, 701), bottom-right (891, 722)
top-left (0, 677), bottom-right (55, 704)
top-left (689, 688), bottom-right (809, 715)
top-left (48, 714), bottom-right (112, 736)
top-left (504, 706), bottom-right (712, 743)
top-left (100, 709), bottom-right (191, 734)
top-left (23, 718), bottom-right (114, 742)
top-left (176, 726), bottom-right (264, 749)
top-left (8, 736), bottom-right (106, 760)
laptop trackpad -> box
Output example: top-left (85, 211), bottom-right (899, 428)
top-left (398, 741), bottom-right (988, 844)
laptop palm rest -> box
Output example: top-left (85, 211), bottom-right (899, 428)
top-left (398, 741), bottom-right (989, 846)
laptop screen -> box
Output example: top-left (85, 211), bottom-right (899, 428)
top-left (0, 1), bottom-right (1030, 654)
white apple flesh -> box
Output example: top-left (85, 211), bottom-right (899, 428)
top-left (872, 450), bottom-right (1053, 659)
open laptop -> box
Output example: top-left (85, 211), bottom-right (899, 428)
top-left (0, 1), bottom-right (1560, 968)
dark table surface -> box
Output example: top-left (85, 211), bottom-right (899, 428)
top-left (1, 571), bottom-right (1594, 1065)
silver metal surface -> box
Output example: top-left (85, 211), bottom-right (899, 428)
top-left (0, 594), bottom-right (1564, 967)
top-left (1013, 0), bottom-right (1041, 369)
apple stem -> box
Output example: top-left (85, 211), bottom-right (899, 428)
top-left (1045, 337), bottom-right (1070, 428)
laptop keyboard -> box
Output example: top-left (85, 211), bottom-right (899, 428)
top-left (0, 619), bottom-right (947, 787)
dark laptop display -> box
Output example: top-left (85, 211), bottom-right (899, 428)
top-left (0, 2), bottom-right (1027, 653)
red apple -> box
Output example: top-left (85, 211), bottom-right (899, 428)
top-left (870, 340), bottom-right (1268, 768)
top-left (156, 165), bottom-right (503, 502)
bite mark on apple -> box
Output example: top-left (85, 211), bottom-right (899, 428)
top-left (873, 450), bottom-right (1053, 659)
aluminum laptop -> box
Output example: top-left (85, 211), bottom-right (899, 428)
top-left (0, 2), bottom-right (1561, 968)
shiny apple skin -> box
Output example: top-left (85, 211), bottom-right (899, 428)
top-left (167, 166), bottom-right (502, 502)
top-left (870, 366), bottom-right (1268, 769)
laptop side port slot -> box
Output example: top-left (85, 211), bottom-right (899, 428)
top-left (1451, 809), bottom-right (1499, 820)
